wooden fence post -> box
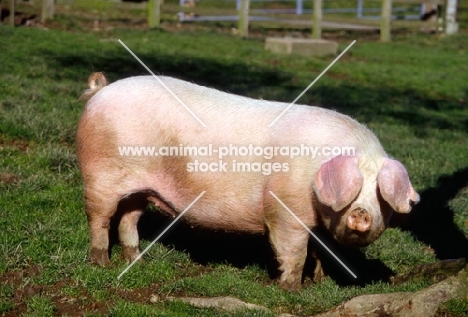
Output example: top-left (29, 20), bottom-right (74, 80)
top-left (238, 0), bottom-right (250, 38)
top-left (148, 0), bottom-right (161, 28)
top-left (9, 0), bottom-right (15, 26)
top-left (312, 0), bottom-right (322, 39)
top-left (357, 0), bottom-right (363, 18)
top-left (296, 0), bottom-right (303, 15)
top-left (41, 0), bottom-right (55, 23)
top-left (445, 0), bottom-right (458, 34)
top-left (380, 0), bottom-right (392, 42)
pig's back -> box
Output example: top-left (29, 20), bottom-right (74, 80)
top-left (85, 75), bottom-right (380, 150)
top-left (85, 76), bottom-right (284, 140)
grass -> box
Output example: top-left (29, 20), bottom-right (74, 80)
top-left (1, 3), bottom-right (468, 316)
top-left (439, 298), bottom-right (468, 317)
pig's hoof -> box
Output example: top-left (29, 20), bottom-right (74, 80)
top-left (313, 268), bottom-right (326, 283)
top-left (90, 248), bottom-right (110, 266)
top-left (122, 245), bottom-right (143, 263)
top-left (278, 279), bottom-right (301, 291)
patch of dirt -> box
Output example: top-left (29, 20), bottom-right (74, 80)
top-left (2, 280), bottom-right (109, 317)
top-left (0, 173), bottom-right (20, 185)
top-left (0, 264), bottom-right (42, 286)
top-left (0, 244), bottom-right (246, 315)
top-left (0, 260), bottom-right (218, 316)
top-left (0, 136), bottom-right (30, 153)
top-left (325, 71), bottom-right (351, 81)
top-left (50, 294), bottom-right (109, 317)
top-left (0, 265), bottom-right (108, 317)
top-left (111, 284), bottom-right (162, 304)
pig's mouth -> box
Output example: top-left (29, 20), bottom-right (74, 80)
top-left (332, 226), bottom-right (384, 247)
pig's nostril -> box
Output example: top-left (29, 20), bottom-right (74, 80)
top-left (346, 208), bottom-right (372, 232)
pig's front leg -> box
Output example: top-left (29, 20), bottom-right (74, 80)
top-left (311, 249), bottom-right (326, 282)
top-left (266, 213), bottom-right (310, 291)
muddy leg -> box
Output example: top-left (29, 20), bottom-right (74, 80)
top-left (87, 213), bottom-right (112, 266)
top-left (85, 190), bottom-right (120, 266)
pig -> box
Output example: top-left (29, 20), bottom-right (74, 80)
top-left (76, 72), bottom-right (419, 290)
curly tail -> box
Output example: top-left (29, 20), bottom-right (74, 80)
top-left (79, 72), bottom-right (108, 101)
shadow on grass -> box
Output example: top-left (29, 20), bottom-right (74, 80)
top-left (119, 210), bottom-right (393, 287)
top-left (391, 167), bottom-right (468, 260)
top-left (306, 227), bottom-right (395, 286)
top-left (43, 49), bottom-right (293, 99)
top-left (135, 212), bottom-right (280, 279)
top-left (312, 84), bottom-right (468, 136)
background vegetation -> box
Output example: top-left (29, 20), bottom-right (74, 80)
top-left (1, 1), bottom-right (468, 316)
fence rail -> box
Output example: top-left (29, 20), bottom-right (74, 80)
top-left (178, 0), bottom-right (454, 40)
top-left (2, 0), bottom-right (460, 41)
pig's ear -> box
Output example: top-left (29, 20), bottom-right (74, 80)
top-left (377, 158), bottom-right (420, 213)
top-left (313, 156), bottom-right (363, 212)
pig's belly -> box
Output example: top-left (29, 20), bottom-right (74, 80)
top-left (179, 203), bottom-right (266, 233)
top-left (139, 172), bottom-right (267, 233)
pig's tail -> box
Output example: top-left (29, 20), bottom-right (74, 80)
top-left (79, 72), bottom-right (108, 101)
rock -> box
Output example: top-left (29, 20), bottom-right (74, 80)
top-left (315, 265), bottom-right (468, 317)
top-left (164, 295), bottom-right (270, 312)
top-left (390, 258), bottom-right (466, 285)
top-left (162, 263), bottom-right (468, 316)
top-left (149, 294), bottom-right (160, 303)
top-left (265, 38), bottom-right (338, 57)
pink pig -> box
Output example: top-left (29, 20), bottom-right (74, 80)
top-left (77, 73), bottom-right (419, 290)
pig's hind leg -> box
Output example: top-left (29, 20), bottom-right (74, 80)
top-left (85, 187), bottom-right (146, 265)
top-left (85, 191), bottom-right (121, 266)
top-left (116, 193), bottom-right (148, 262)
top-left (117, 190), bottom-right (177, 263)
top-left (119, 211), bottom-right (143, 262)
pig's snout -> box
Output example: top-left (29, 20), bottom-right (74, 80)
top-left (346, 208), bottom-right (372, 232)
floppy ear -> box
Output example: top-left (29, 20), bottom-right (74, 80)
top-left (313, 156), bottom-right (363, 212)
top-left (377, 158), bottom-right (420, 213)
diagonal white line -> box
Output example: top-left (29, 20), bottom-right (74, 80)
top-left (269, 40), bottom-right (356, 127)
top-left (268, 191), bottom-right (357, 279)
top-left (118, 191), bottom-right (206, 279)
top-left (118, 39), bottom-right (207, 128)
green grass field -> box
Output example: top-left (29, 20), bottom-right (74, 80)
top-left (1, 2), bottom-right (468, 316)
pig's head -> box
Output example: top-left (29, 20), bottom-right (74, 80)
top-left (313, 155), bottom-right (419, 247)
